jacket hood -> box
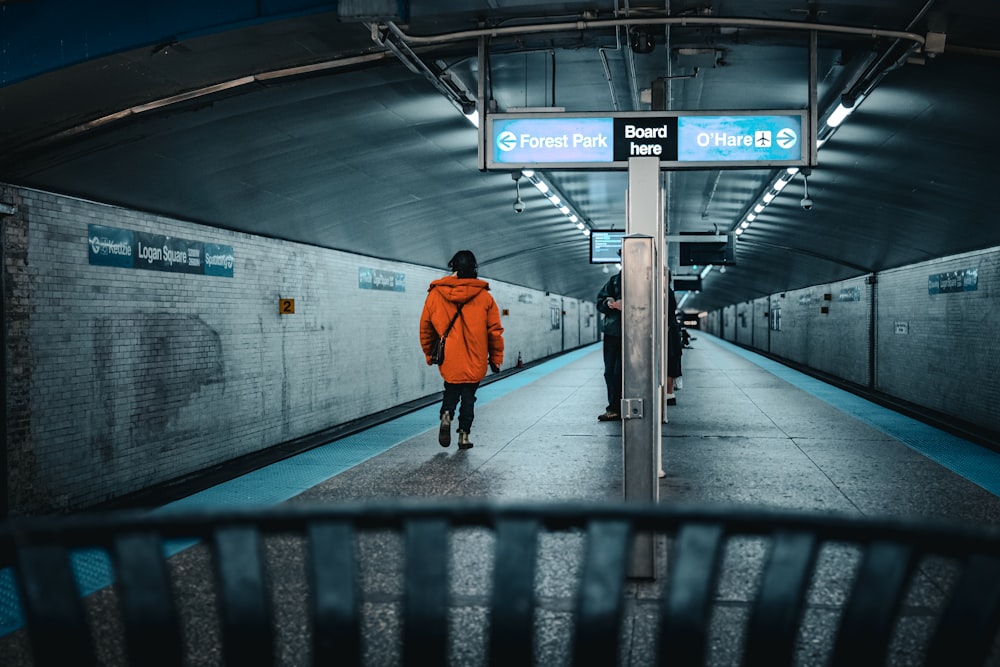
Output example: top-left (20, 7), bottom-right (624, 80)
top-left (428, 275), bottom-right (491, 305)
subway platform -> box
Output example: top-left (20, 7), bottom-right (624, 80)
top-left (3, 334), bottom-right (1000, 665)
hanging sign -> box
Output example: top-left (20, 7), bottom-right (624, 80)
top-left (487, 110), bottom-right (806, 170)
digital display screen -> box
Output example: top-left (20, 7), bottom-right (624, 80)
top-left (590, 230), bottom-right (626, 264)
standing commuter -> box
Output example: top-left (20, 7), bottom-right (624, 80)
top-left (420, 250), bottom-right (504, 449)
top-left (666, 270), bottom-right (682, 406)
top-left (596, 266), bottom-right (623, 421)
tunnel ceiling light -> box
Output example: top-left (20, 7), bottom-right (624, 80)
top-left (762, 191), bottom-right (775, 203)
top-left (521, 170), bottom-right (593, 238)
top-left (825, 101), bottom-right (855, 128)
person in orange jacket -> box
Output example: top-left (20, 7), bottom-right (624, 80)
top-left (420, 250), bottom-right (505, 449)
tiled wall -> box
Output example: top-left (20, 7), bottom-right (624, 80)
top-left (703, 247), bottom-right (999, 437)
top-left (2, 185), bottom-right (596, 515)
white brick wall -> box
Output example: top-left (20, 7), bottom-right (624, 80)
top-left (708, 249), bottom-right (999, 436)
top-left (2, 185), bottom-right (596, 515)
top-left (876, 249), bottom-right (1000, 426)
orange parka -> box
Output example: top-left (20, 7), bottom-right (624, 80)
top-left (420, 275), bottom-right (504, 384)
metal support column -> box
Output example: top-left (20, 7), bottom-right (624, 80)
top-left (622, 156), bottom-right (663, 578)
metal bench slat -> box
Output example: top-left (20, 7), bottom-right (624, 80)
top-left (308, 520), bottom-right (361, 666)
top-left (402, 517), bottom-right (449, 667)
top-left (14, 542), bottom-right (96, 667)
top-left (488, 517), bottom-right (540, 666)
top-left (571, 519), bottom-right (632, 667)
top-left (925, 553), bottom-right (1000, 667)
top-left (113, 531), bottom-right (184, 667)
top-left (830, 540), bottom-right (914, 667)
top-left (659, 522), bottom-right (726, 666)
top-left (212, 525), bottom-right (274, 667)
top-left (743, 530), bottom-right (819, 667)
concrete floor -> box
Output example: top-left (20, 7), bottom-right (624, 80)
top-left (3, 335), bottom-right (1000, 665)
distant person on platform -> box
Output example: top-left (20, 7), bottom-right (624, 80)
top-left (596, 264), bottom-right (623, 421)
top-left (666, 270), bottom-right (682, 406)
top-left (420, 250), bottom-right (504, 450)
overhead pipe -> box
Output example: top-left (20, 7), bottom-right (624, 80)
top-left (382, 16), bottom-right (926, 51)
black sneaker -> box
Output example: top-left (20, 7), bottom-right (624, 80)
top-left (438, 413), bottom-right (452, 447)
top-left (597, 410), bottom-right (621, 422)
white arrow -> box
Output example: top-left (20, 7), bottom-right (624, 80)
top-left (776, 128), bottom-right (797, 149)
top-left (497, 131), bottom-right (517, 152)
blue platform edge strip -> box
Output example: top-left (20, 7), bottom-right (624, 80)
top-left (0, 344), bottom-right (598, 636)
top-left (708, 334), bottom-right (1000, 497)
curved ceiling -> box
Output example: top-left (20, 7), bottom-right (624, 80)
top-left (1, 1), bottom-right (999, 312)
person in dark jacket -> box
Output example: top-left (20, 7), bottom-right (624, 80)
top-left (420, 250), bottom-right (504, 449)
top-left (596, 269), bottom-right (623, 421)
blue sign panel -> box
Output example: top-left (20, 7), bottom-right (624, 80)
top-left (928, 268), bottom-right (978, 294)
top-left (204, 243), bottom-right (235, 277)
top-left (678, 115), bottom-right (802, 163)
top-left (491, 116), bottom-right (613, 166)
top-left (486, 111), bottom-right (807, 170)
top-left (358, 267), bottom-right (406, 292)
top-left (88, 224), bottom-right (135, 268)
top-left (87, 224), bottom-right (234, 277)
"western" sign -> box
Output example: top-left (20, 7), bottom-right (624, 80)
top-left (487, 111), bottom-right (806, 170)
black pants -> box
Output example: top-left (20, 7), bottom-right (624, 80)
top-left (442, 382), bottom-right (479, 432)
top-left (602, 334), bottom-right (622, 413)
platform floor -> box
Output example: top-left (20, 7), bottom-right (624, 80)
top-left (286, 333), bottom-right (1000, 521)
top-left (3, 333), bottom-right (1000, 665)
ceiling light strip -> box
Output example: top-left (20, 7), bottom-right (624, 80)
top-left (522, 171), bottom-right (592, 236)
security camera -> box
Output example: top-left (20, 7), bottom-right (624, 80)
top-left (800, 197), bottom-right (813, 211)
top-left (513, 198), bottom-right (525, 214)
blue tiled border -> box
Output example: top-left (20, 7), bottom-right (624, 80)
top-left (708, 335), bottom-right (1000, 497)
top-left (0, 344), bottom-right (598, 636)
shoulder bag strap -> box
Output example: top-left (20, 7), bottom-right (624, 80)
top-left (441, 302), bottom-right (464, 337)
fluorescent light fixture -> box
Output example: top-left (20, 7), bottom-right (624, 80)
top-left (559, 205), bottom-right (570, 215)
top-left (826, 102), bottom-right (854, 128)
top-left (521, 170), bottom-right (534, 178)
top-left (576, 222), bottom-right (585, 229)
top-left (464, 110), bottom-right (479, 127)
top-left (763, 191), bottom-right (775, 203)
top-left (699, 265), bottom-right (714, 279)
top-left (534, 181), bottom-right (550, 194)
top-left (747, 213), bottom-right (756, 222)
top-left (583, 229), bottom-right (591, 236)
top-left (786, 167), bottom-right (799, 176)
top-left (754, 204), bottom-right (765, 213)
top-left (740, 220), bottom-right (750, 228)
top-left (548, 195), bottom-right (560, 205)
top-left (735, 228), bottom-right (744, 235)
top-left (773, 178), bottom-right (789, 192)
top-left (569, 215), bottom-right (578, 223)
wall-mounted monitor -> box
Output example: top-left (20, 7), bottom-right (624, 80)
top-left (678, 232), bottom-right (736, 266)
top-left (590, 229), bottom-right (626, 264)
top-left (672, 275), bottom-right (702, 292)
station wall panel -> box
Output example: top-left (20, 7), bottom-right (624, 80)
top-left (1, 184), bottom-right (595, 515)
